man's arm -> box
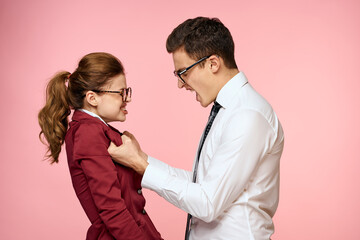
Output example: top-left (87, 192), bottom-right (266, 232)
top-left (110, 110), bottom-right (274, 223)
top-left (108, 131), bottom-right (193, 181)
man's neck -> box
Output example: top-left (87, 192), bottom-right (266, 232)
top-left (215, 68), bottom-right (240, 97)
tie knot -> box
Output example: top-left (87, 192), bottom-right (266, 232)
top-left (208, 102), bottom-right (221, 120)
top-left (211, 101), bottom-right (221, 114)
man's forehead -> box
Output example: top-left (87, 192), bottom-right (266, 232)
top-left (172, 50), bottom-right (193, 71)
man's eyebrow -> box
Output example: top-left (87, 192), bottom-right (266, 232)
top-left (175, 67), bottom-right (186, 73)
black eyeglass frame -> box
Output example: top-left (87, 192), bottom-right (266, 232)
top-left (92, 87), bottom-right (132, 102)
top-left (173, 55), bottom-right (211, 84)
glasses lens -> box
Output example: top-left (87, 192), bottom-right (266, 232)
top-left (173, 71), bottom-right (185, 84)
top-left (178, 72), bottom-right (187, 84)
top-left (128, 88), bottom-right (132, 100)
top-left (123, 88), bottom-right (132, 102)
top-left (179, 72), bottom-right (187, 84)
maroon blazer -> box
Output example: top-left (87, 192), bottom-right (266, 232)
top-left (65, 110), bottom-right (162, 240)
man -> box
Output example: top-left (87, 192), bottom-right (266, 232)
top-left (108, 17), bottom-right (284, 239)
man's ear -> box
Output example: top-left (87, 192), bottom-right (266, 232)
top-left (85, 91), bottom-right (99, 107)
top-left (209, 55), bottom-right (221, 73)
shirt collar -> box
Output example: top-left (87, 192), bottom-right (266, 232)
top-left (78, 109), bottom-right (108, 126)
top-left (216, 72), bottom-right (248, 109)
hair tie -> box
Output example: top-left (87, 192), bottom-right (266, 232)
top-left (65, 73), bottom-right (71, 88)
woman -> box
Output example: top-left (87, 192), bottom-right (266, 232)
top-left (38, 52), bottom-right (163, 240)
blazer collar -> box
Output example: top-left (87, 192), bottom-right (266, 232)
top-left (71, 110), bottom-right (123, 145)
top-left (72, 109), bottom-right (107, 125)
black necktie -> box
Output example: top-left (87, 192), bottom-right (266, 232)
top-left (185, 101), bottom-right (222, 240)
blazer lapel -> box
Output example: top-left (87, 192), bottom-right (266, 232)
top-left (104, 125), bottom-right (123, 147)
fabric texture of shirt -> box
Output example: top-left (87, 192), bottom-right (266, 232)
top-left (65, 110), bottom-right (163, 240)
top-left (142, 72), bottom-right (284, 240)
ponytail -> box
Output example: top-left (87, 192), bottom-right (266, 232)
top-left (39, 52), bottom-right (125, 163)
top-left (38, 71), bottom-right (71, 163)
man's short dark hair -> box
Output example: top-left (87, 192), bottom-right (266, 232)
top-left (166, 17), bottom-right (238, 69)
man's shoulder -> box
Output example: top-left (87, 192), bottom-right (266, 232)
top-left (227, 88), bottom-right (272, 117)
top-left (223, 87), bottom-right (279, 133)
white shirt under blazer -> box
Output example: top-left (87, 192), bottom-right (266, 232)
top-left (142, 72), bottom-right (285, 240)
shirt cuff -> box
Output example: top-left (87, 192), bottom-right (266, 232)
top-left (141, 156), bottom-right (168, 192)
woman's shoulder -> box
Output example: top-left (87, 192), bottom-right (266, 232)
top-left (74, 119), bottom-right (108, 140)
top-left (68, 110), bottom-right (123, 147)
top-left (67, 120), bottom-right (109, 157)
top-left (69, 110), bottom-right (107, 133)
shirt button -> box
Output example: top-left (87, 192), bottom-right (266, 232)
top-left (137, 188), bottom-right (142, 194)
top-left (142, 209), bottom-right (146, 214)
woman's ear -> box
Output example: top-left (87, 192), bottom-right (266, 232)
top-left (85, 91), bottom-right (99, 107)
top-left (209, 55), bottom-right (221, 73)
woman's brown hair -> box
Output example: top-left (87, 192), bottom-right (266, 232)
top-left (38, 52), bottom-right (124, 163)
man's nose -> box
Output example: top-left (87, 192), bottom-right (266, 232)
top-left (177, 79), bottom-right (185, 89)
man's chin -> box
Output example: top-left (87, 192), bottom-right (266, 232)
top-left (199, 100), bottom-right (212, 108)
top-left (196, 94), bottom-right (213, 107)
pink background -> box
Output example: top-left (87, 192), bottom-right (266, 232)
top-left (1, 0), bottom-right (359, 239)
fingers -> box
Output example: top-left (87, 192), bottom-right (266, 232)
top-left (107, 141), bottom-right (117, 154)
top-left (109, 141), bottom-right (116, 148)
top-left (121, 134), bottom-right (132, 144)
top-left (123, 131), bottom-right (135, 139)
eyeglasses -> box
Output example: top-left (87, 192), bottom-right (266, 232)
top-left (173, 55), bottom-right (211, 84)
top-left (92, 87), bottom-right (132, 102)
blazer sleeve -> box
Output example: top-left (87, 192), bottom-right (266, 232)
top-left (73, 122), bottom-right (147, 239)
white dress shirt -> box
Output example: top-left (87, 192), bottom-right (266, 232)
top-left (142, 72), bottom-right (284, 240)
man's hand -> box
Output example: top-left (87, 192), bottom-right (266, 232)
top-left (108, 131), bottom-right (149, 175)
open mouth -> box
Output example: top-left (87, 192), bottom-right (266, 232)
top-left (121, 104), bottom-right (128, 114)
